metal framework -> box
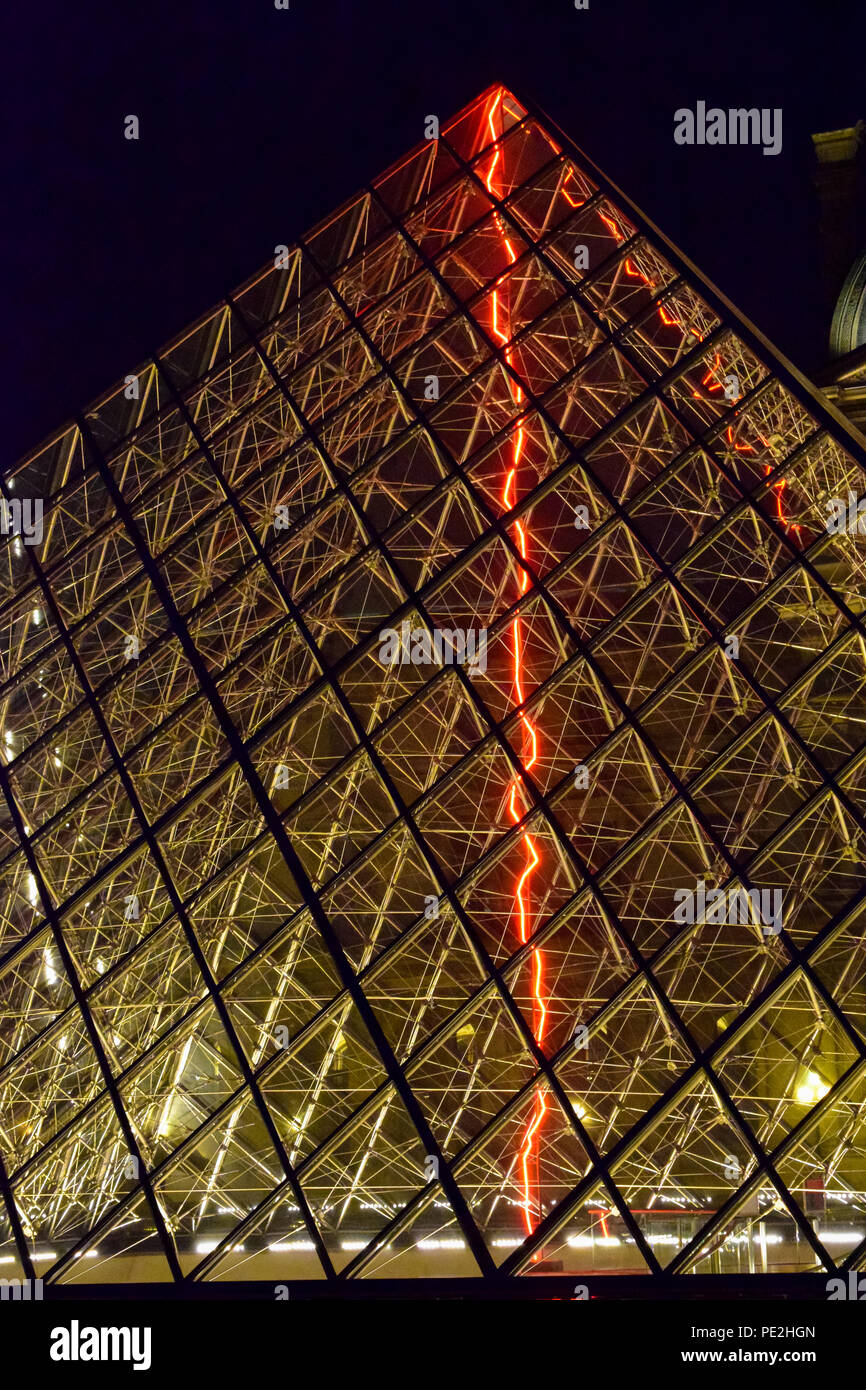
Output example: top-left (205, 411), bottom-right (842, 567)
top-left (4, 83), bottom-right (866, 1290)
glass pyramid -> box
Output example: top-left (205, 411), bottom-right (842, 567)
top-left (4, 82), bottom-right (866, 1292)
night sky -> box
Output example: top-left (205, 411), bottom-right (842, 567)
top-left (5, 0), bottom-right (865, 464)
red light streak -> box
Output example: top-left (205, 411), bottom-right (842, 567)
top-left (725, 424), bottom-right (754, 454)
top-left (721, 425), bottom-right (801, 537)
top-left (701, 354), bottom-right (724, 392)
top-left (765, 469), bottom-right (801, 538)
top-left (598, 210), bottom-right (622, 241)
top-left (594, 202), bottom-right (802, 539)
top-left (484, 91), bottom-right (548, 1239)
top-left (595, 206), bottom-right (704, 344)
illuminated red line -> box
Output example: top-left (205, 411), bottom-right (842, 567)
top-left (484, 91), bottom-right (548, 1240)
top-left (594, 201), bottom-right (801, 539)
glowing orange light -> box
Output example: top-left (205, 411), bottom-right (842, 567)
top-left (594, 179), bottom-right (803, 548)
top-left (598, 210), bottom-right (622, 240)
top-left (561, 166), bottom-right (586, 209)
top-left (766, 468), bottom-right (801, 538)
top-left (485, 91), bottom-right (548, 1238)
top-left (593, 205), bottom-right (709, 343)
top-left (621, 241), bottom-right (801, 542)
top-left (701, 354), bottom-right (723, 392)
top-left (724, 429), bottom-right (802, 539)
top-left (725, 424), bottom-right (754, 455)
top-left (593, 1208), bottom-right (610, 1239)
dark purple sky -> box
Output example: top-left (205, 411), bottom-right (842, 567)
top-left (4, 0), bottom-right (865, 463)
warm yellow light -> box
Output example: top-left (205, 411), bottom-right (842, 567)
top-left (795, 1071), bottom-right (830, 1105)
